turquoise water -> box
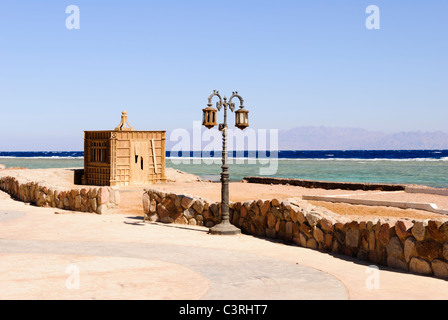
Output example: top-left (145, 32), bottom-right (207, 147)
top-left (2, 157), bottom-right (446, 188)
top-left (167, 158), bottom-right (448, 188)
top-left (0, 158), bottom-right (85, 170)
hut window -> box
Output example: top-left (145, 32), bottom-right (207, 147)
top-left (90, 141), bottom-right (107, 163)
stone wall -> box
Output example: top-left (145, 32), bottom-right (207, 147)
top-left (243, 176), bottom-right (406, 191)
top-left (0, 176), bottom-right (119, 214)
top-left (143, 188), bottom-right (448, 279)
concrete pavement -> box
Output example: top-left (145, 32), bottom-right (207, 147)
top-left (0, 190), bottom-right (447, 300)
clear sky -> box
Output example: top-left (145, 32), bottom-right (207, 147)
top-left (0, 1), bottom-right (447, 151)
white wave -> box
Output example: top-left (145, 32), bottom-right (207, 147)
top-left (166, 156), bottom-right (448, 162)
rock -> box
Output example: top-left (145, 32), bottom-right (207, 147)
top-left (174, 215), bottom-right (188, 225)
top-left (404, 237), bottom-right (417, 263)
top-left (306, 238), bottom-right (317, 250)
top-left (145, 213), bottom-right (158, 222)
top-left (250, 201), bottom-right (260, 215)
top-left (305, 211), bottom-right (321, 227)
top-left (96, 204), bottom-right (107, 215)
top-left (387, 256), bottom-right (408, 271)
top-left (259, 200), bottom-right (271, 216)
top-left (346, 228), bottom-right (360, 248)
top-left (63, 195), bottom-right (70, 208)
top-left (378, 223), bottom-right (395, 246)
top-left (409, 257), bottom-right (432, 275)
top-left (299, 232), bottom-right (307, 247)
top-left (416, 240), bottom-right (442, 261)
top-left (439, 222), bottom-right (448, 241)
top-left (300, 223), bottom-right (313, 238)
top-left (411, 220), bottom-right (427, 241)
top-left (209, 203), bottom-right (220, 216)
top-left (266, 212), bottom-right (276, 229)
top-left (395, 220), bottom-right (413, 241)
top-left (75, 195), bottom-right (82, 210)
top-left (157, 203), bottom-right (170, 218)
top-left (183, 208), bottom-right (196, 219)
top-left (368, 231), bottom-right (376, 251)
top-left (295, 208), bottom-right (307, 225)
top-left (386, 237), bottom-right (404, 259)
top-left (98, 187), bottom-right (109, 205)
top-left (162, 197), bottom-right (173, 208)
top-left (444, 242), bottom-right (448, 260)
top-left (313, 227), bottom-right (324, 244)
top-left (142, 193), bottom-right (150, 214)
top-left (271, 198), bottom-right (280, 207)
top-left (181, 196), bottom-right (194, 209)
top-left (431, 259), bottom-right (448, 279)
top-left (426, 219), bottom-right (445, 242)
top-left (240, 205), bottom-right (248, 218)
top-left (270, 206), bottom-right (282, 219)
top-left (366, 219), bottom-right (379, 231)
top-left (324, 233), bottom-right (333, 249)
top-left (320, 216), bottom-right (335, 232)
top-left (89, 187), bottom-right (98, 198)
top-left (160, 216), bottom-right (174, 224)
top-left (202, 210), bottom-right (212, 221)
top-left (192, 200), bottom-right (204, 213)
top-left (90, 198), bottom-right (97, 212)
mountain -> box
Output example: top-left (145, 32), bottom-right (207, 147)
top-left (165, 126), bottom-right (448, 151)
top-left (278, 127), bottom-right (448, 150)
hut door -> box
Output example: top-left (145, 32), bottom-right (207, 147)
top-left (130, 140), bottom-right (153, 185)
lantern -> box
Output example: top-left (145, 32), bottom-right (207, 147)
top-left (235, 107), bottom-right (249, 130)
top-left (202, 104), bottom-right (218, 129)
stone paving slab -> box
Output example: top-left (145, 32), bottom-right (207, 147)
top-left (0, 211), bottom-right (25, 222)
top-left (0, 239), bottom-right (347, 300)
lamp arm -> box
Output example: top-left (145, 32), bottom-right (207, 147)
top-left (208, 90), bottom-right (224, 109)
top-left (228, 91), bottom-right (245, 110)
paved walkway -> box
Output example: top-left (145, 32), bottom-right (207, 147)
top-left (0, 191), bottom-right (447, 300)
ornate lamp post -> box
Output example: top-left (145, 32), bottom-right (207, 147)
top-left (202, 90), bottom-right (249, 235)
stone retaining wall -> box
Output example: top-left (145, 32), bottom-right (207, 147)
top-left (143, 188), bottom-right (448, 279)
top-left (0, 176), bottom-right (119, 214)
top-left (243, 176), bottom-right (406, 191)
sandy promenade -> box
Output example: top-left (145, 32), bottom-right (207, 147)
top-left (1, 179), bottom-right (448, 300)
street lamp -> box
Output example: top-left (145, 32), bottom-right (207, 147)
top-left (202, 90), bottom-right (249, 235)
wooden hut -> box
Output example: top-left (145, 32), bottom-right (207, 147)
top-left (82, 111), bottom-right (166, 186)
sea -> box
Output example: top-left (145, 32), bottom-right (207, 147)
top-left (0, 150), bottom-right (447, 188)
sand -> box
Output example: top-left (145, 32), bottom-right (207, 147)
top-left (2, 167), bottom-right (447, 221)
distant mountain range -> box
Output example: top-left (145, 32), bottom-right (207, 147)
top-left (277, 127), bottom-right (448, 150)
top-left (165, 126), bottom-right (448, 151)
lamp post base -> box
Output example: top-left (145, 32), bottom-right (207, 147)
top-left (208, 221), bottom-right (241, 236)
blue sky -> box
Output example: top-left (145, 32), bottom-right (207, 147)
top-left (0, 1), bottom-right (447, 151)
